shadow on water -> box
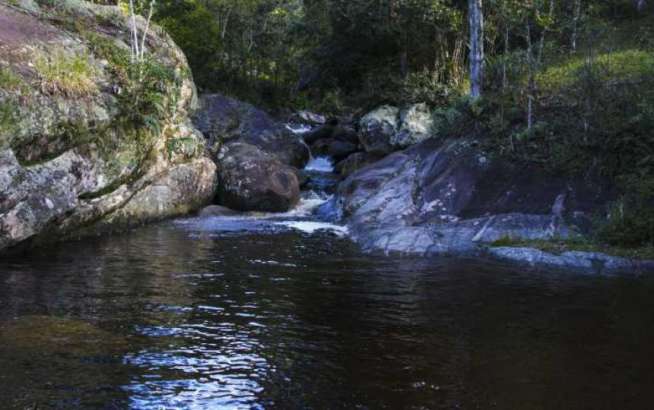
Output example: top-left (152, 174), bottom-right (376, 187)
top-left (1, 218), bottom-right (654, 409)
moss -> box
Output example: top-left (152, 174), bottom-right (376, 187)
top-left (0, 100), bottom-right (19, 140)
top-left (165, 136), bottom-right (200, 160)
top-left (0, 67), bottom-right (24, 91)
top-left (490, 237), bottom-right (654, 261)
top-left (11, 121), bottom-right (94, 166)
top-left (34, 48), bottom-right (98, 97)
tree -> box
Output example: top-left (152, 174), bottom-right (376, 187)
top-left (468, 0), bottom-right (484, 98)
top-left (128, 0), bottom-right (156, 64)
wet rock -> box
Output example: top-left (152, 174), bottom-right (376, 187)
top-left (295, 110), bottom-right (326, 126)
top-left (295, 169), bottom-right (310, 188)
top-left (194, 94), bottom-right (310, 168)
top-left (358, 105), bottom-right (399, 155)
top-left (198, 205), bottom-right (240, 217)
top-left (303, 118), bottom-right (339, 145)
top-left (335, 152), bottom-right (383, 178)
top-left (487, 247), bottom-right (654, 275)
top-left (311, 139), bottom-right (358, 162)
top-left (217, 142), bottom-right (300, 212)
top-left (332, 125), bottom-right (360, 145)
top-left (335, 138), bottom-right (614, 257)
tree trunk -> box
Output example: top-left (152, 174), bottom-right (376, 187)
top-left (537, 0), bottom-right (554, 65)
top-left (468, 0), bottom-right (484, 98)
top-left (526, 21), bottom-right (534, 130)
top-left (571, 0), bottom-right (582, 52)
top-left (502, 25), bottom-right (509, 90)
top-left (636, 0), bottom-right (646, 11)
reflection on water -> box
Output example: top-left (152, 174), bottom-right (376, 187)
top-left (1, 220), bottom-right (654, 409)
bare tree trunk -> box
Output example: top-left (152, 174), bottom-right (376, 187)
top-left (400, 31), bottom-right (408, 78)
top-left (571, 0), bottom-right (582, 52)
top-left (129, 0), bottom-right (139, 62)
top-left (537, 0), bottom-right (554, 65)
top-left (220, 6), bottom-right (233, 40)
top-left (526, 21), bottom-right (534, 131)
top-left (502, 25), bottom-right (509, 90)
top-left (468, 0), bottom-right (484, 98)
top-left (139, 0), bottom-right (156, 61)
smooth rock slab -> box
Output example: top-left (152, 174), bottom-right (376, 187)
top-left (488, 247), bottom-right (654, 275)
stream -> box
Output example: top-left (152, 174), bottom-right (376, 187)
top-left (1, 137), bottom-right (654, 409)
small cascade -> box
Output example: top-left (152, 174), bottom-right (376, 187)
top-left (285, 123), bottom-right (313, 135)
top-left (304, 156), bottom-right (334, 173)
top-left (186, 119), bottom-right (347, 237)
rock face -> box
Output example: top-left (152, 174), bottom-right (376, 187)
top-left (333, 138), bottom-right (613, 256)
top-left (217, 142), bottom-right (300, 212)
top-left (310, 139), bottom-right (358, 161)
top-left (335, 152), bottom-right (383, 178)
top-left (193, 94), bottom-right (310, 168)
top-left (487, 247), bottom-right (654, 275)
top-left (0, 2), bottom-right (217, 252)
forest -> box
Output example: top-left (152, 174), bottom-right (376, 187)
top-left (148, 0), bottom-right (654, 250)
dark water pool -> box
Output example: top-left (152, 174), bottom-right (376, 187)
top-left (1, 217), bottom-right (653, 409)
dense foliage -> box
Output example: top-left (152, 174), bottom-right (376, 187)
top-left (127, 0), bottom-right (654, 247)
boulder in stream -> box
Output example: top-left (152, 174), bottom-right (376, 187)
top-left (311, 139), bottom-right (358, 162)
top-left (335, 152), bottom-right (384, 178)
top-left (217, 142), bottom-right (300, 212)
top-left (0, 2), bottom-right (217, 252)
top-left (194, 94), bottom-right (310, 168)
top-left (358, 105), bottom-right (399, 155)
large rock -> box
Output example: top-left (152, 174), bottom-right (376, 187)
top-left (334, 138), bottom-right (614, 256)
top-left (217, 142), bottom-right (300, 212)
top-left (358, 105), bottom-right (399, 154)
top-left (358, 103), bottom-right (437, 154)
top-left (335, 152), bottom-right (383, 178)
top-left (193, 94), bottom-right (310, 168)
top-left (310, 139), bottom-right (358, 161)
top-left (392, 103), bottom-right (435, 148)
top-left (304, 118), bottom-right (359, 146)
top-left (303, 119), bottom-right (338, 145)
top-left (0, 2), bottom-right (217, 252)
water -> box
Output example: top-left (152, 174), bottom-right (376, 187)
top-left (2, 122), bottom-right (654, 408)
top-left (303, 156), bottom-right (334, 173)
top-left (1, 212), bottom-right (654, 409)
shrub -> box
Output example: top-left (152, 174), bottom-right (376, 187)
top-left (597, 200), bottom-right (654, 248)
top-left (596, 176), bottom-right (654, 248)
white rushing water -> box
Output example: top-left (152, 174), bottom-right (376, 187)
top-left (177, 120), bottom-right (346, 237)
top-left (275, 221), bottom-right (349, 237)
top-left (285, 123), bottom-right (313, 135)
top-left (304, 156), bottom-right (334, 173)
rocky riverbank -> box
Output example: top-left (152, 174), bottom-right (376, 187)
top-left (1, 2), bottom-right (651, 274)
top-left (0, 1), bottom-right (216, 251)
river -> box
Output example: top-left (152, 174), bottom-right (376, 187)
top-left (1, 156), bottom-right (653, 409)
